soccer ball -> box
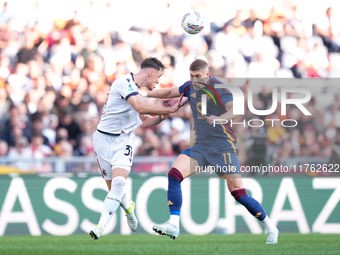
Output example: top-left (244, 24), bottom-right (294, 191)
top-left (181, 11), bottom-right (204, 35)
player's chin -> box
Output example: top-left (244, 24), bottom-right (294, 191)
top-left (149, 84), bottom-right (156, 91)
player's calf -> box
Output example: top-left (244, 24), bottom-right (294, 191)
top-left (231, 188), bottom-right (279, 244)
top-left (167, 167), bottom-right (184, 227)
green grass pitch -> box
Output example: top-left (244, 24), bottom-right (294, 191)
top-left (0, 234), bottom-right (339, 255)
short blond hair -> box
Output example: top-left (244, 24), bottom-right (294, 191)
top-left (190, 59), bottom-right (208, 71)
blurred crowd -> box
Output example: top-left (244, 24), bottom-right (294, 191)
top-left (0, 0), bottom-right (339, 173)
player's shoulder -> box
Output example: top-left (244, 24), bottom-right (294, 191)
top-left (179, 81), bottom-right (191, 95)
top-left (115, 73), bottom-right (132, 85)
top-left (111, 73), bottom-right (137, 91)
top-left (182, 80), bottom-right (191, 87)
top-left (209, 76), bottom-right (223, 85)
top-left (209, 76), bottom-right (231, 95)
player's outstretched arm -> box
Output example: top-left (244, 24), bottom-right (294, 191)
top-left (139, 115), bottom-right (163, 128)
top-left (139, 103), bottom-right (171, 128)
top-left (142, 87), bottom-right (181, 99)
top-left (128, 94), bottom-right (184, 115)
top-left (206, 101), bottom-right (242, 125)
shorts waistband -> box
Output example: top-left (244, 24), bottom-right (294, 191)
top-left (97, 129), bottom-right (120, 136)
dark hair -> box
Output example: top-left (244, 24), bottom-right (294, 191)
top-left (31, 112), bottom-right (42, 122)
top-left (190, 59), bottom-right (208, 71)
top-left (141, 57), bottom-right (165, 71)
top-left (31, 131), bottom-right (43, 139)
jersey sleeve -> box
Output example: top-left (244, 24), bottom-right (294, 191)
top-left (209, 77), bottom-right (233, 105)
top-left (220, 88), bottom-right (233, 105)
top-left (116, 78), bottom-right (139, 100)
top-left (178, 81), bottom-right (190, 97)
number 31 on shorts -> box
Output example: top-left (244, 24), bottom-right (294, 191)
top-left (124, 145), bottom-right (133, 162)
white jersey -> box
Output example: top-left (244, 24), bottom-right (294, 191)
top-left (97, 73), bottom-right (142, 134)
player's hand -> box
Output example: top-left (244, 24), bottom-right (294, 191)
top-left (160, 102), bottom-right (172, 120)
top-left (207, 115), bottom-right (219, 125)
top-left (169, 94), bottom-right (185, 113)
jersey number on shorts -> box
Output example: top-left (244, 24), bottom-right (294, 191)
top-left (223, 152), bottom-right (232, 164)
top-left (124, 145), bottom-right (133, 162)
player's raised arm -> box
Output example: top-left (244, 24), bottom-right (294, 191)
top-left (142, 87), bottom-right (181, 99)
top-left (127, 93), bottom-right (184, 115)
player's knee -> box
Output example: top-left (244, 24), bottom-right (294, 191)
top-left (111, 176), bottom-right (126, 190)
top-left (231, 188), bottom-right (247, 200)
top-left (226, 175), bottom-right (243, 192)
top-left (107, 176), bottom-right (126, 202)
top-left (168, 167), bottom-right (184, 182)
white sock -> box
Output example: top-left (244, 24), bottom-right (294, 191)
top-left (120, 193), bottom-right (131, 212)
top-left (98, 176), bottom-right (126, 231)
top-left (261, 215), bottom-right (277, 232)
top-left (169, 215), bottom-right (180, 228)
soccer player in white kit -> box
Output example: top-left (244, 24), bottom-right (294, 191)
top-left (90, 57), bottom-right (184, 240)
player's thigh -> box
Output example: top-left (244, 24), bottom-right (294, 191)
top-left (105, 180), bottom-right (111, 191)
top-left (94, 131), bottom-right (133, 186)
top-left (110, 132), bottom-right (134, 175)
top-left (207, 149), bottom-right (241, 179)
top-left (93, 130), bottom-right (115, 181)
top-left (173, 154), bottom-right (199, 178)
top-left (175, 146), bottom-right (208, 178)
top-left (112, 132), bottom-right (135, 165)
top-left (112, 167), bottom-right (130, 179)
top-left (95, 149), bottom-right (113, 180)
top-left (215, 142), bottom-right (244, 192)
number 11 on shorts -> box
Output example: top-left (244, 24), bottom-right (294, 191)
top-left (223, 152), bottom-right (232, 164)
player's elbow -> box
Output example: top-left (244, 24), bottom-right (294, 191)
top-left (137, 107), bottom-right (148, 114)
top-left (140, 117), bottom-right (152, 128)
top-left (132, 102), bottom-right (146, 114)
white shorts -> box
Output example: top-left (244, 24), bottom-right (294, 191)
top-left (93, 130), bottom-right (135, 180)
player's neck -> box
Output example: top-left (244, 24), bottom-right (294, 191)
top-left (133, 71), bottom-right (147, 88)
